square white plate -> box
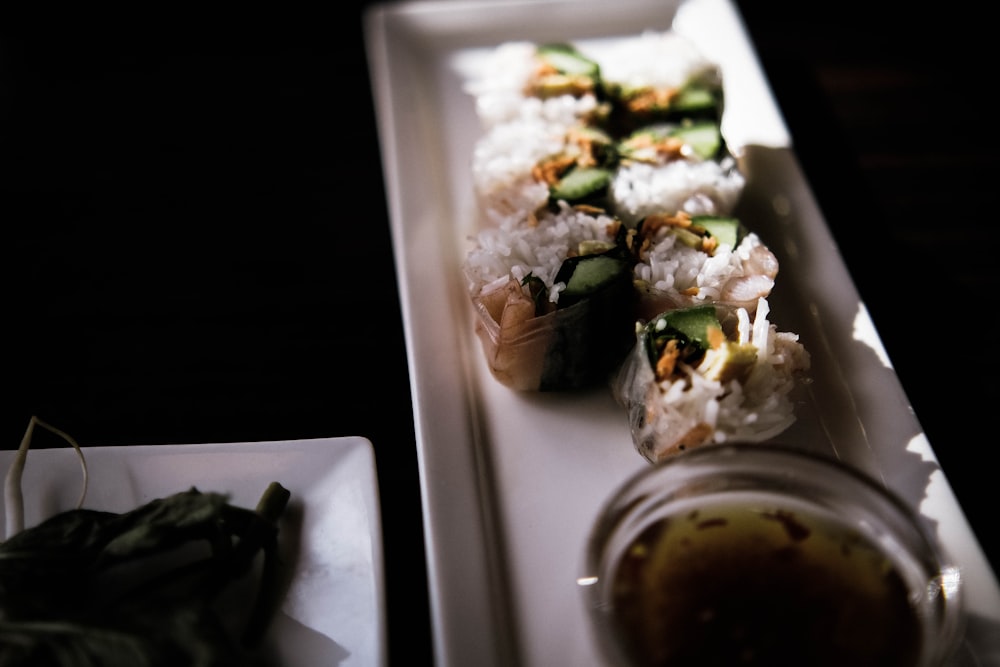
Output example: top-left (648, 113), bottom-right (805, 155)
top-left (0, 436), bottom-right (386, 667)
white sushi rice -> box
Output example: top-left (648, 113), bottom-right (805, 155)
top-left (463, 41), bottom-right (604, 130)
top-left (597, 30), bottom-right (722, 93)
top-left (462, 201), bottom-right (620, 304)
top-left (634, 228), bottom-right (776, 305)
top-left (610, 157), bottom-right (745, 225)
top-left (471, 118), bottom-right (575, 227)
top-left (710, 299), bottom-right (809, 441)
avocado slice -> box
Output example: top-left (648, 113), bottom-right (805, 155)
top-left (698, 341), bottom-right (758, 383)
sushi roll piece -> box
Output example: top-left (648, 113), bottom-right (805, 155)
top-left (629, 210), bottom-right (779, 319)
top-left (472, 119), bottom-right (619, 227)
top-left (463, 41), bottom-right (612, 130)
top-left (610, 120), bottom-right (745, 225)
top-left (462, 202), bottom-right (636, 390)
top-left (613, 298), bottom-right (811, 463)
top-left (598, 30), bottom-right (725, 135)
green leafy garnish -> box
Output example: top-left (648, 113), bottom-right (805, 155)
top-left (1, 419), bottom-right (291, 667)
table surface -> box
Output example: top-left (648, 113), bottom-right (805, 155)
top-left (3, 2), bottom-right (997, 665)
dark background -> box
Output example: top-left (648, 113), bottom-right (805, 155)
top-left (3, 2), bottom-right (996, 664)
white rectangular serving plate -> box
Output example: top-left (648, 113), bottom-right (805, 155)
top-left (364, 0), bottom-right (1000, 664)
top-left (0, 436), bottom-right (386, 667)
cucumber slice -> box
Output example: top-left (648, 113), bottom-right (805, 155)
top-left (550, 167), bottom-right (612, 203)
top-left (673, 85), bottom-right (718, 112)
top-left (537, 43), bottom-right (600, 78)
top-left (691, 215), bottom-right (741, 249)
top-left (620, 121), bottom-right (721, 162)
top-left (669, 121), bottom-right (721, 160)
top-left (650, 304), bottom-right (720, 350)
top-left (643, 304), bottom-right (722, 370)
top-left (555, 253), bottom-right (630, 305)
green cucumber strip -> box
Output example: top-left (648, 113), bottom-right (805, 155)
top-left (692, 215), bottom-right (741, 248)
top-left (550, 167), bottom-right (611, 202)
top-left (537, 44), bottom-right (600, 77)
top-left (561, 254), bottom-right (628, 300)
top-left (673, 85), bottom-right (717, 111)
top-left (670, 122), bottom-right (721, 160)
top-left (649, 304), bottom-right (720, 350)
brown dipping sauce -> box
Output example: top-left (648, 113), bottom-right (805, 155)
top-left (608, 503), bottom-right (923, 666)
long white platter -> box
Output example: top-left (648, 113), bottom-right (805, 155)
top-left (364, 0), bottom-right (1000, 664)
